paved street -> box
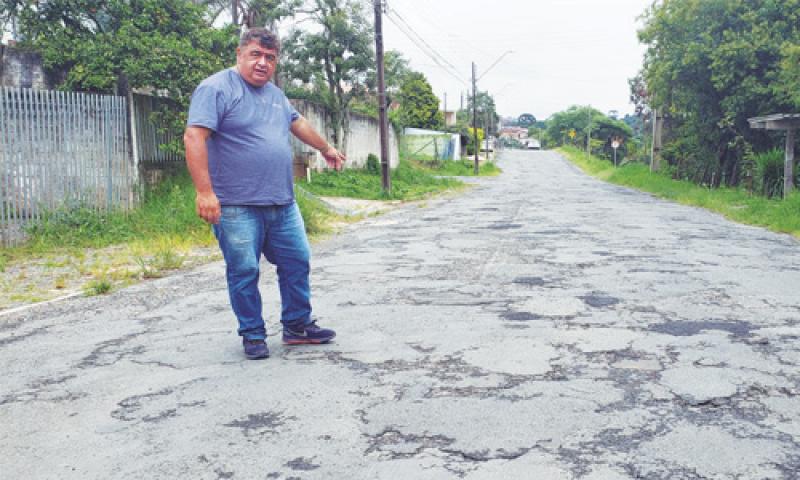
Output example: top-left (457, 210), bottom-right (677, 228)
top-left (2, 150), bottom-right (799, 479)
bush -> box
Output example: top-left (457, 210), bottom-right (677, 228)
top-left (366, 153), bottom-right (380, 175)
top-left (754, 149), bottom-right (785, 198)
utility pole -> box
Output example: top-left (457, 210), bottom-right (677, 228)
top-left (373, 0), bottom-right (391, 192)
top-left (586, 110), bottom-right (592, 154)
top-left (443, 92), bottom-right (447, 127)
top-left (485, 110), bottom-right (490, 159)
top-left (472, 62), bottom-right (479, 174)
top-left (650, 109), bottom-right (662, 172)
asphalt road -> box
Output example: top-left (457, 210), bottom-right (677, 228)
top-left (2, 150), bottom-right (799, 479)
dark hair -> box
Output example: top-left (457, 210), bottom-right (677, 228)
top-left (239, 28), bottom-right (280, 52)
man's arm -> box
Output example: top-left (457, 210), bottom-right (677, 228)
top-left (290, 116), bottom-right (346, 171)
top-left (183, 126), bottom-right (221, 224)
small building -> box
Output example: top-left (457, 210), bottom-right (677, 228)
top-left (404, 127), bottom-right (461, 161)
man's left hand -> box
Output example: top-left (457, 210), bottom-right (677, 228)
top-left (322, 146), bottom-right (346, 171)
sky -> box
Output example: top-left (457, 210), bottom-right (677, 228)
top-left (379, 0), bottom-right (656, 121)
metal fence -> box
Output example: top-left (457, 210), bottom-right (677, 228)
top-left (131, 93), bottom-right (182, 166)
top-left (0, 88), bottom-right (187, 245)
top-left (0, 87), bottom-right (134, 245)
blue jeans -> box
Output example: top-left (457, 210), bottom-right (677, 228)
top-left (213, 203), bottom-right (312, 340)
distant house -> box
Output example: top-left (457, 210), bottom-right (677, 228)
top-left (498, 126), bottom-right (529, 140)
top-left (443, 110), bottom-right (456, 127)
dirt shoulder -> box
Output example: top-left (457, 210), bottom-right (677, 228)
top-left (0, 197), bottom-right (402, 315)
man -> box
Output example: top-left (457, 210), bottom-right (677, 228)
top-left (184, 28), bottom-right (345, 360)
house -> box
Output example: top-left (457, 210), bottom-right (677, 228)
top-left (498, 126), bottom-right (529, 140)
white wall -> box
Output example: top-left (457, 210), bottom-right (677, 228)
top-left (290, 99), bottom-right (399, 170)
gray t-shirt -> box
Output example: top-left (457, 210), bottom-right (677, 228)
top-left (187, 68), bottom-right (300, 206)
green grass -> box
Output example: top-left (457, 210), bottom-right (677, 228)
top-left (298, 159), bottom-right (466, 200)
top-left (23, 172), bottom-right (214, 252)
top-left (83, 277), bottom-right (112, 296)
top-left (558, 146), bottom-right (800, 238)
top-left (417, 159), bottom-right (501, 177)
top-left (295, 185), bottom-right (341, 238)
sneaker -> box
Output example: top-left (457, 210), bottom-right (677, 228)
top-left (283, 321), bottom-right (336, 345)
top-left (243, 338), bottom-right (269, 359)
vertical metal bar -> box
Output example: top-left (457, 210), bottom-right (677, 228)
top-left (0, 87), bottom-right (7, 244)
top-left (7, 88), bottom-right (17, 228)
top-left (22, 88), bottom-right (31, 225)
top-left (103, 95), bottom-right (111, 210)
top-left (91, 92), bottom-right (98, 211)
top-left (786, 129), bottom-right (796, 199)
top-left (63, 90), bottom-right (71, 206)
top-left (71, 91), bottom-right (78, 207)
top-left (33, 89), bottom-right (43, 221)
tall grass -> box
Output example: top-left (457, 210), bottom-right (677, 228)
top-left (417, 159), bottom-right (501, 177)
top-left (752, 148), bottom-right (785, 199)
top-left (298, 160), bottom-right (465, 200)
top-left (24, 172), bottom-right (213, 251)
top-left (559, 146), bottom-right (800, 238)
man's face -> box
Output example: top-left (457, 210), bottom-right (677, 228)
top-left (236, 41), bottom-right (278, 87)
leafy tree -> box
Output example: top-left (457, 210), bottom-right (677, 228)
top-left (197, 0), bottom-right (299, 28)
top-left (366, 50), bottom-right (413, 97)
top-left (638, 0), bottom-right (800, 187)
top-left (545, 105), bottom-right (633, 159)
top-left (397, 72), bottom-right (442, 130)
top-left (778, 43), bottom-right (800, 109)
top-left (467, 91), bottom-right (498, 134)
top-left (13, 0), bottom-right (237, 153)
top-left (281, 0), bottom-right (374, 151)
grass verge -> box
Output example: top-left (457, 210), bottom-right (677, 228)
top-left (558, 146), bottom-right (800, 238)
top-left (297, 159), bottom-right (468, 200)
top-left (415, 158), bottom-right (502, 177)
top-left (1, 158), bottom-right (468, 310)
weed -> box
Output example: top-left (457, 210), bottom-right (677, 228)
top-left (84, 278), bottom-right (112, 296)
top-left (416, 159), bottom-right (501, 177)
top-left (54, 275), bottom-right (68, 290)
top-left (299, 160), bottom-right (464, 201)
top-left (154, 247), bottom-right (184, 271)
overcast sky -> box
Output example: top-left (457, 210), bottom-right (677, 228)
top-left (380, 0), bottom-right (656, 121)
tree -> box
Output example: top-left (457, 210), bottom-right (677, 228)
top-left (467, 90), bottom-right (498, 134)
top-left (281, 0), bottom-right (374, 151)
top-left (639, 0), bottom-right (800, 187)
top-left (366, 50), bottom-right (413, 97)
top-left (778, 43), bottom-right (800, 109)
top-left (13, 0), bottom-right (237, 153)
top-left (396, 72), bottom-right (442, 130)
top-left (545, 105), bottom-right (632, 159)
top-left (197, 0), bottom-right (299, 27)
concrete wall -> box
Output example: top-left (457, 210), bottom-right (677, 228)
top-left (0, 45), bottom-right (53, 89)
top-left (290, 99), bottom-right (399, 170)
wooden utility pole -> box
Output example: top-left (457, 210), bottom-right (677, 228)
top-left (472, 62), bottom-right (479, 174)
top-left (374, 0), bottom-right (391, 192)
top-left (650, 109), bottom-right (663, 172)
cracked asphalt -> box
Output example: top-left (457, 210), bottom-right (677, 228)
top-left (2, 150), bottom-right (800, 479)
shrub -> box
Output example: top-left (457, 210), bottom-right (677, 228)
top-left (754, 149), bottom-right (785, 198)
top-left (366, 153), bottom-right (380, 175)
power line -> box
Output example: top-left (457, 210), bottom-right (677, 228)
top-left (383, 6), bottom-right (467, 85)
